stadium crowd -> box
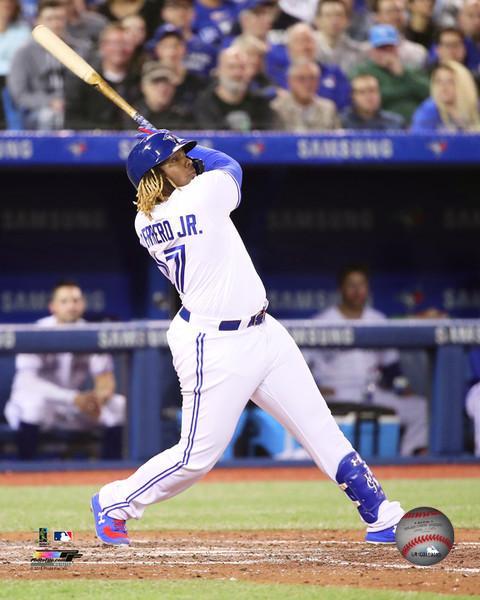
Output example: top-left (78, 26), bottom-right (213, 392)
top-left (1, 0), bottom-right (479, 131)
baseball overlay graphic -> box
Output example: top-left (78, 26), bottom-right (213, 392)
top-left (395, 507), bottom-right (454, 566)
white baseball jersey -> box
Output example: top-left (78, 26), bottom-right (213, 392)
top-left (305, 306), bottom-right (399, 402)
top-left (5, 315), bottom-right (115, 429)
top-left (135, 170), bottom-right (266, 320)
top-left (98, 155), bottom-right (404, 535)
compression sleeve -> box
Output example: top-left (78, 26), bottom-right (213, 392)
top-left (187, 145), bottom-right (243, 188)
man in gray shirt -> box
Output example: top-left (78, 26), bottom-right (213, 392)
top-left (315, 0), bottom-right (368, 74)
top-left (7, 0), bottom-right (90, 129)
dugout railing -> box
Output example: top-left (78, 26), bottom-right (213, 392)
top-left (0, 319), bottom-right (477, 462)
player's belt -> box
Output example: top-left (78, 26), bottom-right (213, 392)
top-left (179, 303), bottom-right (268, 331)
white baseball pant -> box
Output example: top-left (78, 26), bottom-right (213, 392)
top-left (99, 314), bottom-right (403, 531)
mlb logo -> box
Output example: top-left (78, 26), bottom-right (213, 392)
top-left (54, 531), bottom-right (73, 542)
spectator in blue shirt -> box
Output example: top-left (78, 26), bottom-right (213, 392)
top-left (266, 22), bottom-right (351, 110)
top-left (0, 0), bottom-right (30, 128)
top-left (159, 0), bottom-right (218, 78)
top-left (222, 0), bottom-right (279, 49)
top-left (193, 0), bottom-right (239, 42)
top-left (341, 73), bottom-right (405, 128)
top-left (411, 60), bottom-right (480, 130)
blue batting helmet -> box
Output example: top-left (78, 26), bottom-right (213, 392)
top-left (127, 131), bottom-right (197, 189)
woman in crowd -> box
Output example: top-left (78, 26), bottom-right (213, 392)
top-left (411, 59), bottom-right (480, 130)
top-left (0, 0), bottom-right (30, 128)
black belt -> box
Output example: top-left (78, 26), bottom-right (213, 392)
top-left (179, 306), bottom-right (267, 331)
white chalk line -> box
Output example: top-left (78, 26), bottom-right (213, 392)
top-left (5, 559), bottom-right (480, 574)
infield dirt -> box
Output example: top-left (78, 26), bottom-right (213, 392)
top-left (1, 465), bottom-right (479, 595)
top-left (1, 529), bottom-right (479, 595)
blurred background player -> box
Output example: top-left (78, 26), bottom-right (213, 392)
top-left (4, 281), bottom-right (126, 460)
top-left (465, 348), bottom-right (480, 456)
top-left (304, 265), bottom-right (429, 456)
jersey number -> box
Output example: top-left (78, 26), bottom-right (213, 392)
top-left (164, 244), bottom-right (186, 294)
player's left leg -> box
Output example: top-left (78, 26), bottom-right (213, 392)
top-left (466, 382), bottom-right (480, 456)
top-left (251, 315), bottom-right (404, 542)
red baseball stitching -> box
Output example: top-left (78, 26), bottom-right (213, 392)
top-left (403, 511), bottom-right (442, 519)
top-left (401, 534), bottom-right (453, 557)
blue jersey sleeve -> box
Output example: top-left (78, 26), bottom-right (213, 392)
top-left (187, 145), bottom-right (243, 188)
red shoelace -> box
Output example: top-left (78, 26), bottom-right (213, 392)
top-left (113, 519), bottom-right (127, 533)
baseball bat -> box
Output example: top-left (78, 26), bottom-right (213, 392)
top-left (32, 24), bottom-right (155, 130)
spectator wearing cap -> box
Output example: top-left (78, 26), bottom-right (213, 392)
top-left (266, 22), bottom-right (351, 110)
top-left (271, 60), bottom-right (340, 131)
top-left (64, 22), bottom-right (139, 129)
top-left (160, 0), bottom-right (218, 78)
top-left (341, 73), bottom-right (405, 128)
top-left (405, 0), bottom-right (437, 49)
top-left (373, 0), bottom-right (427, 69)
top-left (147, 23), bottom-right (205, 111)
top-left (351, 24), bottom-right (429, 121)
top-left (136, 61), bottom-right (195, 129)
top-left (222, 0), bottom-right (278, 48)
top-left (231, 34), bottom-right (277, 99)
top-left (193, 0), bottom-right (239, 43)
top-left (411, 60), bottom-right (480, 130)
top-left (194, 46), bottom-right (278, 130)
top-left (314, 0), bottom-right (368, 75)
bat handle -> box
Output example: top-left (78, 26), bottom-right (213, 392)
top-left (133, 112), bottom-right (156, 131)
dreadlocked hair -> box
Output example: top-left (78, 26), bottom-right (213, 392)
top-left (136, 166), bottom-right (168, 218)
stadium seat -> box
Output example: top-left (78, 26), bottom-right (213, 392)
top-left (247, 408), bottom-right (289, 457)
top-left (246, 405), bottom-right (400, 459)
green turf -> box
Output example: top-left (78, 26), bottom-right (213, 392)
top-left (0, 478), bottom-right (478, 533)
top-left (0, 580), bottom-right (476, 600)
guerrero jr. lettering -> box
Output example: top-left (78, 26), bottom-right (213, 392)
top-left (141, 214), bottom-right (202, 249)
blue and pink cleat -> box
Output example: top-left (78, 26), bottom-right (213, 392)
top-left (91, 493), bottom-right (130, 545)
top-left (365, 524), bottom-right (397, 544)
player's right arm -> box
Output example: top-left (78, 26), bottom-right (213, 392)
top-left (187, 145), bottom-right (242, 188)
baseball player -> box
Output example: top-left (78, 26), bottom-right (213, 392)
top-left (304, 265), bottom-right (429, 456)
top-left (4, 281), bottom-right (126, 459)
top-left (91, 130), bottom-right (405, 545)
top-left (465, 349), bottom-right (480, 456)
